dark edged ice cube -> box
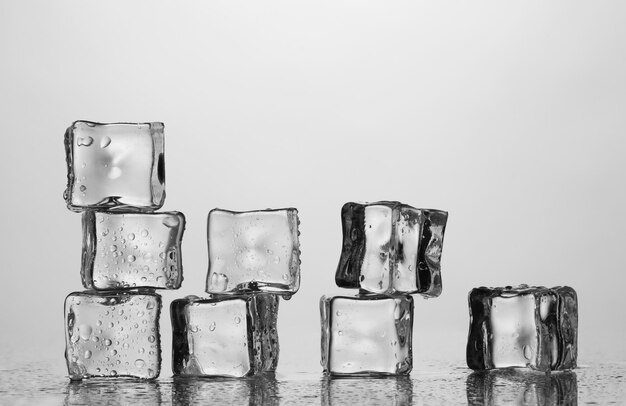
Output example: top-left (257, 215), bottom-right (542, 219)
top-left (81, 211), bottom-right (185, 290)
top-left (64, 120), bottom-right (165, 212)
top-left (171, 294), bottom-right (279, 378)
top-left (206, 208), bottom-right (300, 297)
top-left (466, 370), bottom-right (578, 405)
top-left (64, 291), bottom-right (162, 380)
top-left (335, 201), bottom-right (447, 297)
top-left (466, 285), bottom-right (578, 371)
top-left (320, 294), bottom-right (413, 376)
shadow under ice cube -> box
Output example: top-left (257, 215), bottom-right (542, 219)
top-left (466, 285), bottom-right (578, 371)
top-left (81, 211), bottom-right (185, 290)
top-left (64, 120), bottom-right (165, 212)
top-left (64, 291), bottom-right (162, 380)
top-left (320, 295), bottom-right (413, 376)
top-left (171, 294), bottom-right (279, 378)
top-left (335, 201), bottom-right (447, 297)
top-left (206, 208), bottom-right (300, 296)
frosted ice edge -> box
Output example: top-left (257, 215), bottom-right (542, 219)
top-left (64, 120), bottom-right (165, 212)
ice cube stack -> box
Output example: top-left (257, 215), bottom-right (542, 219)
top-left (320, 201), bottom-right (448, 375)
top-left (63, 121), bottom-right (186, 380)
top-left (170, 208), bottom-right (300, 377)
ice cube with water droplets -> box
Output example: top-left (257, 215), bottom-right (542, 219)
top-left (64, 120), bottom-right (165, 212)
top-left (466, 285), bottom-right (578, 371)
top-left (206, 208), bottom-right (300, 296)
top-left (335, 201), bottom-right (447, 297)
top-left (64, 291), bottom-right (162, 380)
top-left (320, 294), bottom-right (413, 376)
top-left (171, 294), bottom-right (279, 377)
top-left (81, 211), bottom-right (185, 290)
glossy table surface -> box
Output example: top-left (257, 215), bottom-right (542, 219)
top-left (1, 355), bottom-right (624, 405)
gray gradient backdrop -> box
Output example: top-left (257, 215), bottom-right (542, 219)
top-left (1, 1), bottom-right (625, 376)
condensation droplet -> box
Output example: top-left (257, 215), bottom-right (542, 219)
top-left (110, 245), bottom-right (117, 253)
top-left (141, 229), bottom-right (149, 237)
top-left (135, 359), bottom-right (145, 368)
top-left (127, 255), bottom-right (136, 263)
top-left (128, 233), bottom-right (135, 241)
top-left (104, 339), bottom-right (112, 346)
top-left (209, 322), bottom-right (216, 331)
top-left (148, 335), bottom-right (156, 343)
top-left (84, 350), bottom-right (92, 359)
top-left (234, 317), bottom-right (241, 324)
top-left (77, 136), bottom-right (93, 146)
top-left (100, 136), bottom-right (111, 148)
top-left (79, 185), bottom-right (87, 192)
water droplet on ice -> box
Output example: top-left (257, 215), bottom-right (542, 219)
top-left (523, 345), bottom-right (533, 360)
top-left (79, 185), bottom-right (87, 192)
top-left (127, 255), bottom-right (136, 262)
top-left (100, 136), bottom-right (111, 148)
top-left (135, 359), bottom-right (145, 368)
top-left (110, 245), bottom-right (117, 252)
top-left (190, 325), bottom-right (199, 332)
top-left (128, 233), bottom-right (135, 241)
top-left (234, 316), bottom-right (241, 324)
top-left (148, 335), bottom-right (156, 343)
top-left (77, 136), bottom-right (93, 146)
top-left (78, 324), bottom-right (92, 340)
top-left (84, 350), bottom-right (92, 359)
top-left (209, 322), bottom-right (216, 331)
top-left (141, 229), bottom-right (149, 237)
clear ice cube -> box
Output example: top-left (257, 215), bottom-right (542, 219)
top-left (320, 294), bottom-right (413, 376)
top-left (466, 370), bottom-right (578, 405)
top-left (206, 208), bottom-right (300, 296)
top-left (64, 120), bottom-right (165, 212)
top-left (171, 294), bottom-right (279, 378)
top-left (64, 291), bottom-right (162, 380)
top-left (466, 285), bottom-right (578, 371)
top-left (81, 211), bottom-right (185, 290)
top-left (335, 201), bottom-right (447, 297)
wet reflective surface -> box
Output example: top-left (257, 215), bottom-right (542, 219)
top-left (1, 358), bottom-right (624, 405)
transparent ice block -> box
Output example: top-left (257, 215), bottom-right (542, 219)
top-left (81, 211), bottom-right (185, 290)
top-left (466, 285), bottom-right (578, 371)
top-left (206, 208), bottom-right (300, 296)
top-left (320, 294), bottom-right (413, 376)
top-left (335, 201), bottom-right (447, 297)
top-left (64, 120), bottom-right (165, 212)
top-left (171, 294), bottom-right (279, 378)
top-left (64, 291), bottom-right (162, 380)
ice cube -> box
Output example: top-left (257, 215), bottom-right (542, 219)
top-left (466, 370), bottom-right (578, 405)
top-left (466, 285), bottom-right (578, 371)
top-left (320, 294), bottom-right (413, 376)
top-left (335, 201), bottom-right (447, 297)
top-left (64, 291), bottom-right (162, 380)
top-left (64, 120), bottom-right (165, 212)
top-left (81, 211), bottom-right (185, 290)
top-left (171, 294), bottom-right (279, 378)
top-left (321, 376), bottom-right (413, 405)
top-left (206, 208), bottom-right (300, 296)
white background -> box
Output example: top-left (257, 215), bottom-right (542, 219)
top-left (0, 1), bottom-right (625, 375)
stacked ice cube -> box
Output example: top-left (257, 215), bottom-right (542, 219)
top-left (320, 201), bottom-right (448, 375)
top-left (63, 121), bottom-right (186, 380)
top-left (170, 207), bottom-right (300, 377)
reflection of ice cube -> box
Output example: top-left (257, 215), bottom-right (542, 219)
top-left (321, 376), bottom-right (413, 406)
top-left (320, 295), bottom-right (413, 376)
top-left (64, 291), bottom-right (162, 380)
top-left (466, 285), bottom-right (578, 371)
top-left (66, 380), bottom-right (163, 404)
top-left (81, 211), bottom-right (185, 290)
top-left (171, 294), bottom-right (279, 378)
top-left (335, 201), bottom-right (447, 297)
top-left (206, 208), bottom-right (300, 296)
top-left (172, 375), bottom-right (279, 405)
top-left (64, 120), bottom-right (165, 212)
top-left (466, 370), bottom-right (578, 405)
